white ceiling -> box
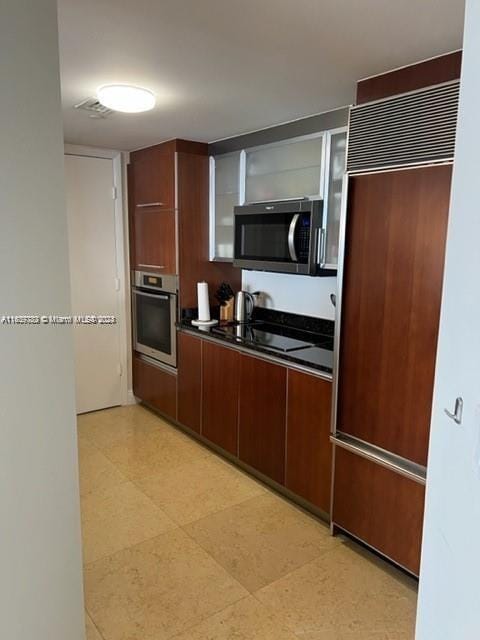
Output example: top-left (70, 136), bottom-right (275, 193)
top-left (58, 0), bottom-right (465, 151)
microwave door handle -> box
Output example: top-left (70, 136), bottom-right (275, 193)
top-left (288, 213), bottom-right (300, 262)
top-left (316, 228), bottom-right (326, 266)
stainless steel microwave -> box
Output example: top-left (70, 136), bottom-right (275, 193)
top-left (233, 199), bottom-right (333, 276)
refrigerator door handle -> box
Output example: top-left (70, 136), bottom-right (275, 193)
top-left (444, 397), bottom-right (463, 425)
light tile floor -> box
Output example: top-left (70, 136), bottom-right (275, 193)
top-left (79, 404), bottom-right (417, 640)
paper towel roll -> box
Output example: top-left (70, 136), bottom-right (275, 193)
top-left (197, 282), bottom-right (210, 322)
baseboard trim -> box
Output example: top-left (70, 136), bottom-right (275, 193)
top-left (125, 389), bottom-right (137, 405)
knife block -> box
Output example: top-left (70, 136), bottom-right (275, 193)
top-left (220, 297), bottom-right (234, 322)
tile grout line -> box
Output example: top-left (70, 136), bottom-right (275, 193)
top-left (178, 511), bottom-right (334, 597)
top-left (165, 594), bottom-right (253, 640)
top-left (85, 607), bottom-right (107, 640)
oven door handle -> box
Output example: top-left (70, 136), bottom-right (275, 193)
top-left (288, 213), bottom-right (300, 262)
top-left (134, 289), bottom-right (171, 301)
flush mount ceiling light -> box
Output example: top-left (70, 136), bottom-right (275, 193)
top-left (96, 84), bottom-right (156, 113)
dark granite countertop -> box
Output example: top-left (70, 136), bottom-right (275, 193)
top-left (178, 307), bottom-right (334, 377)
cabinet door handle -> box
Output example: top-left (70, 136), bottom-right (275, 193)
top-left (138, 264), bottom-right (165, 270)
top-left (136, 202), bottom-right (164, 208)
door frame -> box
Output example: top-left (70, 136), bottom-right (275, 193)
top-left (64, 144), bottom-right (132, 407)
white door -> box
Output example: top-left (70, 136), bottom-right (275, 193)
top-left (416, 2), bottom-right (480, 638)
top-left (65, 154), bottom-right (122, 414)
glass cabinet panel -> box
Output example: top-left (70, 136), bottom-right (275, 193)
top-left (209, 129), bottom-right (347, 268)
top-left (323, 130), bottom-right (347, 267)
top-left (210, 152), bottom-right (241, 261)
top-left (245, 135), bottom-right (323, 203)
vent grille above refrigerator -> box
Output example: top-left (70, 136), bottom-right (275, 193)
top-left (347, 80), bottom-right (460, 173)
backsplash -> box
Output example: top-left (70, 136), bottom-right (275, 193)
top-left (253, 307), bottom-right (334, 337)
top-left (242, 270), bottom-right (337, 320)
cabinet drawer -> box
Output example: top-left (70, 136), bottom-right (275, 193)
top-left (133, 354), bottom-right (177, 422)
top-left (286, 370), bottom-right (332, 513)
top-left (333, 446), bottom-right (425, 575)
top-left (239, 355), bottom-right (287, 484)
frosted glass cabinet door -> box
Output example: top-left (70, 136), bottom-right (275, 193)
top-left (210, 152), bottom-right (241, 261)
top-left (245, 136), bottom-right (323, 203)
top-left (324, 131), bottom-right (347, 267)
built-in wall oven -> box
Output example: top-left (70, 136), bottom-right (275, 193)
top-left (132, 271), bottom-right (177, 368)
top-left (233, 199), bottom-right (332, 275)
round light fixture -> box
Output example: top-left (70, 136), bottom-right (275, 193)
top-left (96, 84), bottom-right (156, 113)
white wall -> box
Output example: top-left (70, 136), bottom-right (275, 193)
top-left (242, 271), bottom-right (337, 320)
top-left (0, 2), bottom-right (84, 639)
top-left (416, 2), bottom-right (479, 638)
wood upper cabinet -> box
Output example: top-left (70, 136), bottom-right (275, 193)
top-left (202, 341), bottom-right (239, 455)
top-left (177, 332), bottom-right (202, 433)
top-left (128, 138), bottom-right (241, 291)
top-left (286, 370), bottom-right (332, 513)
top-left (238, 354), bottom-right (287, 484)
top-left (129, 143), bottom-right (176, 274)
top-left (337, 165), bottom-right (452, 466)
top-left (132, 207), bottom-right (176, 273)
top-left (130, 145), bottom-right (175, 209)
top-left (333, 447), bottom-right (425, 575)
top-left (133, 353), bottom-right (177, 422)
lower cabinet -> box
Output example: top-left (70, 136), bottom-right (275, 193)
top-left (332, 446), bottom-right (425, 575)
top-left (238, 354), bottom-right (287, 485)
top-left (133, 353), bottom-right (177, 421)
top-left (177, 332), bottom-right (202, 433)
top-left (202, 341), bottom-right (239, 455)
top-left (174, 333), bottom-right (334, 510)
top-left (286, 370), bottom-right (332, 514)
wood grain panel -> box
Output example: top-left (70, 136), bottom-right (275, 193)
top-left (333, 447), bottom-right (425, 575)
top-left (133, 353), bottom-right (177, 421)
top-left (357, 51), bottom-right (462, 104)
top-left (130, 142), bottom-right (175, 208)
top-left (133, 207), bottom-right (176, 273)
top-left (177, 332), bottom-right (202, 433)
top-left (286, 370), bottom-right (332, 513)
top-left (127, 162), bottom-right (136, 267)
top-left (202, 341), bottom-right (239, 455)
top-left (239, 355), bottom-right (287, 484)
top-left (337, 166), bottom-right (452, 466)
top-left (177, 151), bottom-right (241, 309)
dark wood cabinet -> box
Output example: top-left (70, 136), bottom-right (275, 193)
top-left (129, 142), bottom-right (176, 273)
top-left (177, 332), bottom-right (202, 433)
top-left (238, 355), bottom-right (287, 484)
top-left (332, 447), bottom-right (425, 575)
top-left (174, 333), bottom-right (337, 518)
top-left (128, 139), bottom-right (241, 292)
top-left (202, 341), bottom-right (239, 455)
top-left (356, 51), bottom-right (462, 104)
top-left (133, 353), bottom-right (177, 421)
top-left (130, 145), bottom-right (175, 209)
top-left (286, 370), bottom-right (332, 513)
top-left (337, 165), bottom-right (452, 466)
top-left (132, 207), bottom-right (176, 273)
